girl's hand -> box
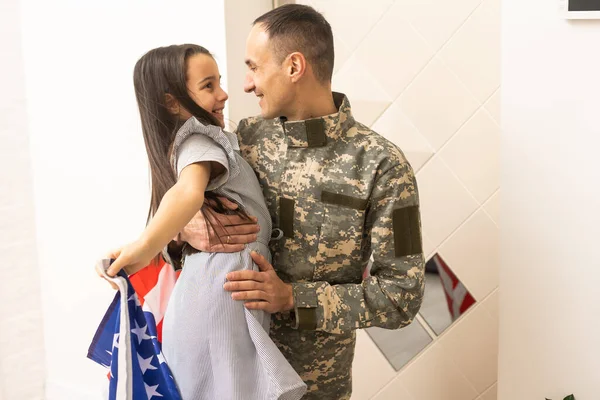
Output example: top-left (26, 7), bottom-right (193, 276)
top-left (105, 240), bottom-right (155, 277)
top-left (95, 259), bottom-right (119, 290)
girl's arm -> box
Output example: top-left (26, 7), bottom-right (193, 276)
top-left (104, 162), bottom-right (211, 277)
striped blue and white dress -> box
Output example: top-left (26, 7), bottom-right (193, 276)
top-left (161, 118), bottom-right (306, 400)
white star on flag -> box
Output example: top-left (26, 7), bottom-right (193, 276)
top-left (156, 352), bottom-right (166, 365)
top-left (128, 293), bottom-right (141, 306)
top-left (145, 383), bottom-right (163, 399)
top-left (131, 320), bottom-right (152, 345)
top-left (112, 333), bottom-right (120, 349)
top-left (138, 354), bottom-right (158, 375)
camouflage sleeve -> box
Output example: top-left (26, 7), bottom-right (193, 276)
top-left (290, 162), bottom-right (425, 334)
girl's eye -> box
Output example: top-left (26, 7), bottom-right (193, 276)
top-left (204, 83), bottom-right (213, 89)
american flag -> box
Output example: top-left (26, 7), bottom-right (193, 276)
top-left (87, 259), bottom-right (181, 399)
top-left (428, 253), bottom-right (476, 320)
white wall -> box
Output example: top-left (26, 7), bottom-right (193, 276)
top-left (223, 0), bottom-right (272, 128)
top-left (17, 1), bottom-right (229, 398)
top-left (0, 0), bottom-right (45, 399)
top-left (499, 1), bottom-right (600, 399)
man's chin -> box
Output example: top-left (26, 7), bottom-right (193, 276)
top-left (260, 109), bottom-right (278, 120)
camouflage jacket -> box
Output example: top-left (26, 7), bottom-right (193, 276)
top-left (237, 93), bottom-right (425, 399)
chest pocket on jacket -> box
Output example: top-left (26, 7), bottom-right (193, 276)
top-left (313, 190), bottom-right (368, 282)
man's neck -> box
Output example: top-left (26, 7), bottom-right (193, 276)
top-left (284, 85), bottom-right (337, 122)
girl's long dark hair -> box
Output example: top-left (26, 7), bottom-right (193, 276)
top-left (133, 44), bottom-right (247, 265)
top-left (134, 44), bottom-right (221, 222)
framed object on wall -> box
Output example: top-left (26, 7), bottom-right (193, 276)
top-left (559, 0), bottom-right (600, 18)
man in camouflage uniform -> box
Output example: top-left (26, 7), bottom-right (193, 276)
top-left (184, 4), bottom-right (425, 399)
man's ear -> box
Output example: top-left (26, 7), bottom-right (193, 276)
top-left (164, 93), bottom-right (180, 115)
top-left (288, 52), bottom-right (307, 83)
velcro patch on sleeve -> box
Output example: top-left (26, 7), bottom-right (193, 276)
top-left (392, 206), bottom-right (423, 257)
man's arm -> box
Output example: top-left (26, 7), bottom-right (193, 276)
top-left (290, 162), bottom-right (425, 334)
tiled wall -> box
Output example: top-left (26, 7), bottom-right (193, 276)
top-left (295, 1), bottom-right (501, 399)
top-left (0, 0), bottom-right (46, 399)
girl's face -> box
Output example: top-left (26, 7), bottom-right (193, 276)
top-left (182, 53), bottom-right (229, 127)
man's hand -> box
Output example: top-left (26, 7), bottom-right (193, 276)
top-left (180, 197), bottom-right (260, 253)
top-left (224, 251), bottom-right (294, 313)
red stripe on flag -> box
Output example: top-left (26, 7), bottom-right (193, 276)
top-left (129, 258), bottom-right (167, 306)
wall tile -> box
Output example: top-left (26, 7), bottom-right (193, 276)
top-left (439, 110), bottom-right (500, 203)
top-left (372, 376), bottom-right (415, 400)
top-left (438, 303), bottom-right (499, 393)
top-left (355, 3), bottom-right (434, 99)
top-left (440, 0), bottom-right (501, 103)
top-left (400, 57), bottom-right (480, 150)
top-left (479, 383), bottom-right (498, 400)
top-left (484, 190), bottom-right (500, 226)
top-left (422, 232), bottom-right (436, 260)
top-left (400, 343), bottom-right (478, 400)
top-left (371, 102), bottom-right (434, 172)
top-left (394, 0), bottom-right (483, 51)
top-left (333, 55), bottom-right (392, 126)
top-left (333, 34), bottom-right (353, 75)
top-left (483, 289), bottom-right (499, 322)
top-left (485, 89), bottom-right (501, 125)
top-left (311, 0), bottom-right (394, 51)
top-left (438, 210), bottom-right (499, 300)
top-left (351, 330), bottom-right (397, 400)
top-left (416, 157), bottom-right (479, 249)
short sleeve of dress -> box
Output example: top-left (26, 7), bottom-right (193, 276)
top-left (176, 134), bottom-right (230, 191)
top-left (171, 117), bottom-right (241, 192)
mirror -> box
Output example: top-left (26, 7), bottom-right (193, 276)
top-left (366, 253), bottom-right (476, 370)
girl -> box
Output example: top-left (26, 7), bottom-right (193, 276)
top-left (100, 44), bottom-right (306, 400)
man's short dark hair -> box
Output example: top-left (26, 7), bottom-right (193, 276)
top-left (254, 4), bottom-right (334, 83)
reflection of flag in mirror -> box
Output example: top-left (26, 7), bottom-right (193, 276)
top-left (427, 254), bottom-right (476, 320)
top-left (87, 259), bottom-right (182, 399)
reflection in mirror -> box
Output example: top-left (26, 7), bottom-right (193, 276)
top-left (420, 253), bottom-right (476, 335)
top-left (365, 253), bottom-right (477, 371)
top-left (366, 320), bottom-right (432, 371)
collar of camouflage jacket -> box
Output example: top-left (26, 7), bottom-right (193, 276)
top-left (282, 92), bottom-right (355, 148)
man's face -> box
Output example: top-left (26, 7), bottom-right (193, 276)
top-left (244, 24), bottom-right (294, 119)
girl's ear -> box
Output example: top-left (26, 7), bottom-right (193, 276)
top-left (164, 93), bottom-right (180, 116)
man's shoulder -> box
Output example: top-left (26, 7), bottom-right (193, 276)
top-left (238, 115), bottom-right (264, 130)
top-left (236, 115), bottom-right (280, 146)
top-left (344, 119), bottom-right (411, 169)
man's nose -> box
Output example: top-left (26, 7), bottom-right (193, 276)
top-left (243, 73), bottom-right (255, 93)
